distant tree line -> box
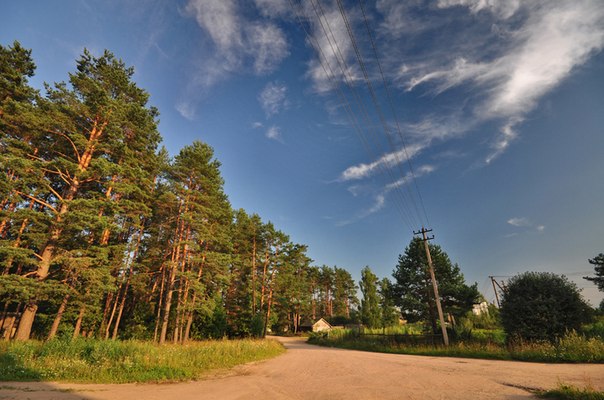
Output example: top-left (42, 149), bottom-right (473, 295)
top-left (0, 41), bottom-right (482, 342)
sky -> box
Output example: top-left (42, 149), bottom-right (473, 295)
top-left (2, 0), bottom-right (604, 306)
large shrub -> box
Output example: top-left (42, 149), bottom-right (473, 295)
top-left (500, 272), bottom-right (592, 342)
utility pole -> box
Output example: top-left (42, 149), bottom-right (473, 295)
top-left (489, 276), bottom-right (507, 308)
top-left (414, 228), bottom-right (449, 346)
top-left (489, 276), bottom-right (501, 308)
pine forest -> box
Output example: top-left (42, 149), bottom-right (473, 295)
top-left (0, 42), bottom-right (362, 342)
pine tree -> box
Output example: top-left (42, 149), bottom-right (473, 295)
top-left (13, 49), bottom-right (162, 340)
top-left (360, 266), bottom-right (381, 328)
top-left (379, 278), bottom-right (399, 327)
top-left (332, 267), bottom-right (358, 319)
top-left (392, 238), bottom-right (479, 333)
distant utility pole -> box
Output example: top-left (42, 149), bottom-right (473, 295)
top-left (488, 276), bottom-right (506, 308)
top-left (414, 228), bottom-right (449, 346)
top-left (489, 276), bottom-right (501, 308)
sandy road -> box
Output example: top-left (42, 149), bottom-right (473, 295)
top-left (1, 336), bottom-right (603, 400)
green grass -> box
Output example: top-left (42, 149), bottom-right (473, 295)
top-left (0, 338), bottom-right (285, 383)
top-left (536, 384), bottom-right (604, 400)
top-left (308, 329), bottom-right (604, 363)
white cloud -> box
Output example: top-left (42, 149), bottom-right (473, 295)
top-left (175, 101), bottom-right (195, 120)
top-left (252, 121), bottom-right (264, 129)
top-left (375, 0), bottom-right (432, 38)
top-left (266, 125), bottom-right (283, 142)
top-left (366, 194), bottom-right (386, 215)
top-left (507, 217), bottom-right (531, 227)
top-left (437, 0), bottom-right (522, 19)
top-left (401, 1), bottom-right (604, 162)
top-left (254, 0), bottom-right (289, 18)
top-left (258, 82), bottom-right (288, 117)
top-left (302, 2), bottom-right (362, 93)
top-left (385, 164), bottom-right (435, 191)
top-left (339, 142), bottom-right (424, 181)
top-left (507, 217), bottom-right (545, 233)
top-left (336, 193), bottom-right (385, 226)
top-left (338, 164), bottom-right (435, 226)
top-left (185, 0), bottom-right (289, 86)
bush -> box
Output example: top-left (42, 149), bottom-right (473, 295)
top-left (500, 272), bottom-right (592, 343)
top-left (582, 317), bottom-right (604, 340)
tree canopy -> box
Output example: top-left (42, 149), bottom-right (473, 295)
top-left (584, 253), bottom-right (604, 292)
top-left (500, 272), bottom-right (592, 342)
top-left (391, 238), bottom-right (479, 332)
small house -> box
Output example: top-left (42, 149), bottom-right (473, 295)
top-left (472, 301), bottom-right (489, 316)
top-left (312, 318), bottom-right (332, 332)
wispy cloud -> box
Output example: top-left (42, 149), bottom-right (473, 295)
top-left (507, 217), bottom-right (531, 227)
top-left (507, 216), bottom-right (545, 234)
top-left (338, 164), bottom-right (435, 226)
top-left (302, 1), bottom-right (362, 93)
top-left (258, 82), bottom-right (288, 117)
top-left (175, 101), bottom-right (196, 120)
top-left (339, 143), bottom-right (424, 181)
top-left (254, 0), bottom-right (289, 18)
top-left (185, 0), bottom-right (289, 82)
top-left (176, 0), bottom-right (290, 118)
top-left (385, 164), bottom-right (435, 191)
top-left (399, 1), bottom-right (604, 163)
top-left (437, 0), bottom-right (522, 20)
top-left (266, 125), bottom-right (283, 142)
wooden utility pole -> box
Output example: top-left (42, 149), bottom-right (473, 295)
top-left (489, 276), bottom-right (501, 307)
top-left (414, 228), bottom-right (449, 346)
top-left (489, 276), bottom-right (507, 308)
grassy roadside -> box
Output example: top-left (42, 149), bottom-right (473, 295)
top-left (308, 330), bottom-right (604, 363)
top-left (536, 384), bottom-right (604, 400)
top-left (0, 338), bottom-right (285, 383)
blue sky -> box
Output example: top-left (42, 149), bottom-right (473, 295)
top-left (3, 0), bottom-right (603, 305)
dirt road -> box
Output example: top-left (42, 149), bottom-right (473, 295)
top-left (1, 336), bottom-right (603, 400)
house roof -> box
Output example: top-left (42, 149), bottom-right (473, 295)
top-left (312, 318), bottom-right (332, 328)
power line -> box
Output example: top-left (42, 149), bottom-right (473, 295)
top-left (307, 0), bottom-right (420, 229)
top-left (357, 0), bottom-right (430, 226)
top-left (288, 0), bottom-right (418, 230)
top-left (335, 0), bottom-right (427, 228)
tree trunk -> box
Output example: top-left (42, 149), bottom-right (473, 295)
top-left (182, 249), bottom-right (205, 343)
top-left (98, 292), bottom-right (113, 337)
top-left (110, 223), bottom-right (143, 340)
top-left (263, 288), bottom-right (274, 337)
top-left (2, 303), bottom-right (21, 340)
top-left (104, 282), bottom-right (123, 339)
top-left (111, 281), bottom-right (129, 340)
top-left (153, 262), bottom-right (167, 342)
top-left (260, 249), bottom-right (269, 310)
top-left (73, 306), bottom-right (85, 339)
top-left (47, 293), bottom-right (70, 340)
top-left (183, 312), bottom-right (194, 343)
top-left (159, 198), bottom-right (188, 344)
top-left (251, 236), bottom-right (257, 313)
